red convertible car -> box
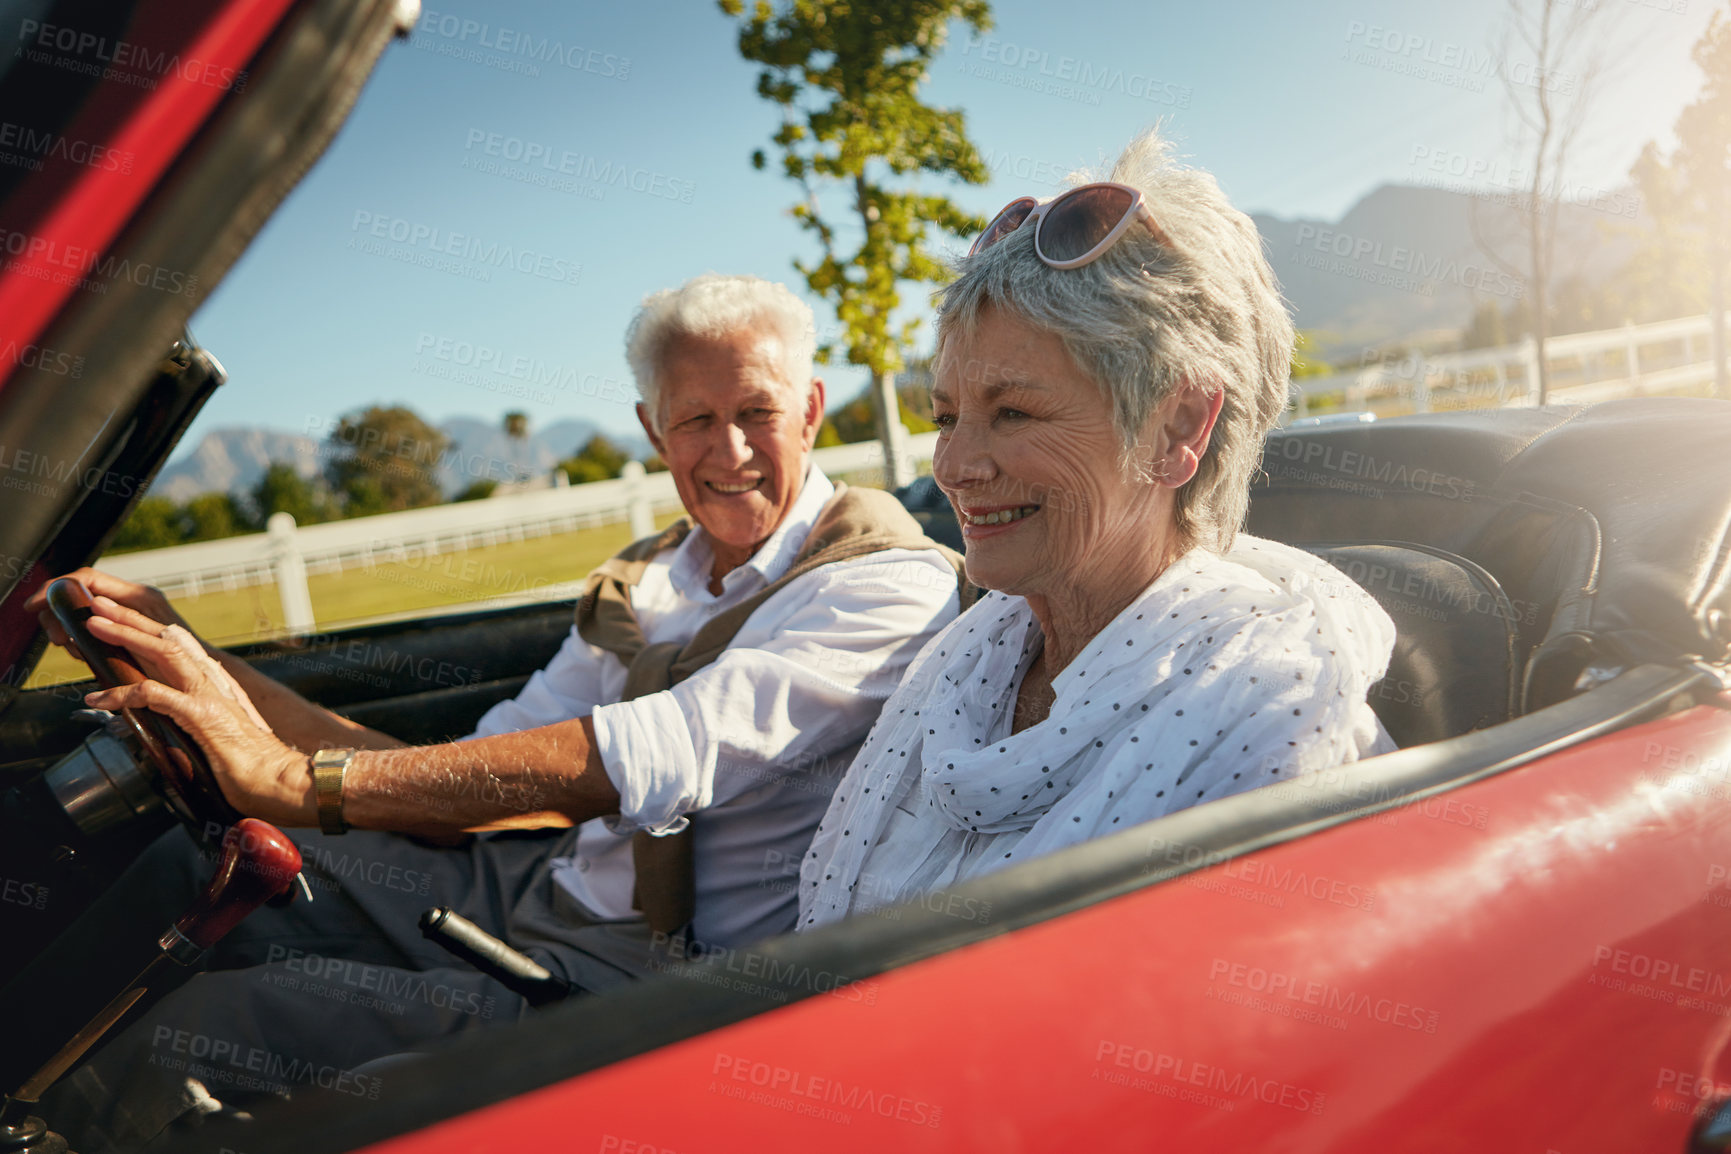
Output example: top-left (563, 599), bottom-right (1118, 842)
top-left (1, 2), bottom-right (1730, 1152)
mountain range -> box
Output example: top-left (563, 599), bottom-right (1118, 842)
top-left (155, 179), bottom-right (1649, 502)
top-left (149, 416), bottom-right (649, 504)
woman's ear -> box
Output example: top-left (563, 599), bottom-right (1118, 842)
top-left (1154, 383), bottom-right (1225, 489)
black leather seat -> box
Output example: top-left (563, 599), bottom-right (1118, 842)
top-left (1301, 543), bottom-right (1520, 747)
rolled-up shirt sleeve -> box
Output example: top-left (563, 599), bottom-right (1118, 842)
top-left (592, 549), bottom-right (959, 835)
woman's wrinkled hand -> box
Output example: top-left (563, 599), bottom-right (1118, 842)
top-left (22, 568), bottom-right (202, 663)
top-left (78, 596), bottom-right (316, 828)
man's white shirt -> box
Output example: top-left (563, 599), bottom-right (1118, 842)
top-left (469, 467), bottom-right (959, 948)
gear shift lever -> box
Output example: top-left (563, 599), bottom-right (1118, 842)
top-left (0, 819), bottom-right (302, 1148)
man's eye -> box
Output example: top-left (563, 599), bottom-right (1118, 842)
top-left (998, 407), bottom-right (1029, 421)
top-left (932, 413), bottom-right (956, 430)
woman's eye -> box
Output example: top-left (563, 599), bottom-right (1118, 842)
top-left (998, 407), bottom-right (1029, 421)
top-left (933, 413), bottom-right (957, 430)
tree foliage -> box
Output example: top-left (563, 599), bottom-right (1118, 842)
top-left (718, 0), bottom-right (993, 381)
top-left (325, 405), bottom-right (450, 516)
top-left (1628, 7), bottom-right (1730, 391)
top-left (250, 462), bottom-right (336, 527)
top-left (109, 496), bottom-right (183, 552)
top-left (558, 433), bottom-right (633, 484)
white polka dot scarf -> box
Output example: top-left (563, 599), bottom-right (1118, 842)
top-left (798, 536), bottom-right (1397, 930)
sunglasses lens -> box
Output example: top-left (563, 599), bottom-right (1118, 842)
top-left (971, 199), bottom-right (1036, 256)
top-left (1037, 184), bottom-right (1137, 264)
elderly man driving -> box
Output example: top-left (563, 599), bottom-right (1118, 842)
top-left (12, 273), bottom-right (961, 1146)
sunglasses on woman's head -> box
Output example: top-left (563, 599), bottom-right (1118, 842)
top-left (968, 181), bottom-right (1169, 270)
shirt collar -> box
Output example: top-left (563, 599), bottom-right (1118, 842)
top-left (668, 465), bottom-right (835, 602)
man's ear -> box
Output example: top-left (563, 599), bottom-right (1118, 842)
top-left (802, 378), bottom-right (827, 447)
top-left (637, 403), bottom-right (666, 459)
top-left (1156, 383), bottom-right (1225, 489)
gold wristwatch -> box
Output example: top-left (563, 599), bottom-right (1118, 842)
top-left (311, 748), bottom-right (356, 835)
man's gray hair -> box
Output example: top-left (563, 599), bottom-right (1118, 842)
top-left (934, 129), bottom-right (1294, 554)
top-left (625, 273), bottom-right (819, 430)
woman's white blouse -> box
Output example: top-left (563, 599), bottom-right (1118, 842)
top-left (797, 535), bottom-right (1399, 930)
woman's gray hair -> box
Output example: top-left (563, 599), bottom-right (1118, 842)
top-left (626, 273), bottom-right (818, 430)
top-left (935, 129), bottom-right (1294, 554)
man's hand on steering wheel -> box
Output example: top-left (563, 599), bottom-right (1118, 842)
top-left (23, 567), bottom-right (202, 661)
top-left (78, 597), bottom-right (317, 829)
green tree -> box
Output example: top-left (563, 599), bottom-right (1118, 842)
top-left (719, 0), bottom-right (992, 483)
top-left (249, 462), bottom-right (335, 527)
top-left (454, 479), bottom-right (499, 501)
top-left (325, 406), bottom-right (450, 516)
top-left (558, 433), bottom-right (632, 485)
top-left (502, 410), bottom-right (532, 482)
top-left (1636, 8), bottom-right (1731, 395)
top-left (178, 492), bottom-right (247, 542)
top-left (109, 496), bottom-right (184, 552)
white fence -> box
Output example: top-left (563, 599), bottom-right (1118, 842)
top-left (103, 433), bottom-right (942, 634)
top-left (1293, 310), bottom-right (1728, 416)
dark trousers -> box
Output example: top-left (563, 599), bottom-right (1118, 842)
top-left (11, 824), bottom-right (659, 1151)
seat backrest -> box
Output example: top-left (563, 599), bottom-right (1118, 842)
top-left (1303, 542), bottom-right (1521, 747)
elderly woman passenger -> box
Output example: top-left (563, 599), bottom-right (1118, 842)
top-left (798, 131), bottom-right (1396, 928)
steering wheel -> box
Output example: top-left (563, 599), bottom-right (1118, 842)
top-left (44, 576), bottom-right (242, 833)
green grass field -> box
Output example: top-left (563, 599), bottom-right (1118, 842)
top-left (27, 512), bottom-right (684, 688)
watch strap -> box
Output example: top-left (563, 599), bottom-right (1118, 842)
top-left (311, 748), bottom-right (355, 835)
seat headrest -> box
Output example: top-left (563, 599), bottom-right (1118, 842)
top-left (1304, 542), bottom-right (1521, 747)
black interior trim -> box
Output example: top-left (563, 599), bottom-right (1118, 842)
top-left (174, 663), bottom-right (1713, 1154)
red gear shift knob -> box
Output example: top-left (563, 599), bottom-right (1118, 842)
top-left (173, 819), bottom-right (303, 950)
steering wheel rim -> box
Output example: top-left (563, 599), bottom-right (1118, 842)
top-left (45, 577), bottom-right (242, 832)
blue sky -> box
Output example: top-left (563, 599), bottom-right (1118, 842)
top-left (179, 0), bottom-right (1720, 458)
